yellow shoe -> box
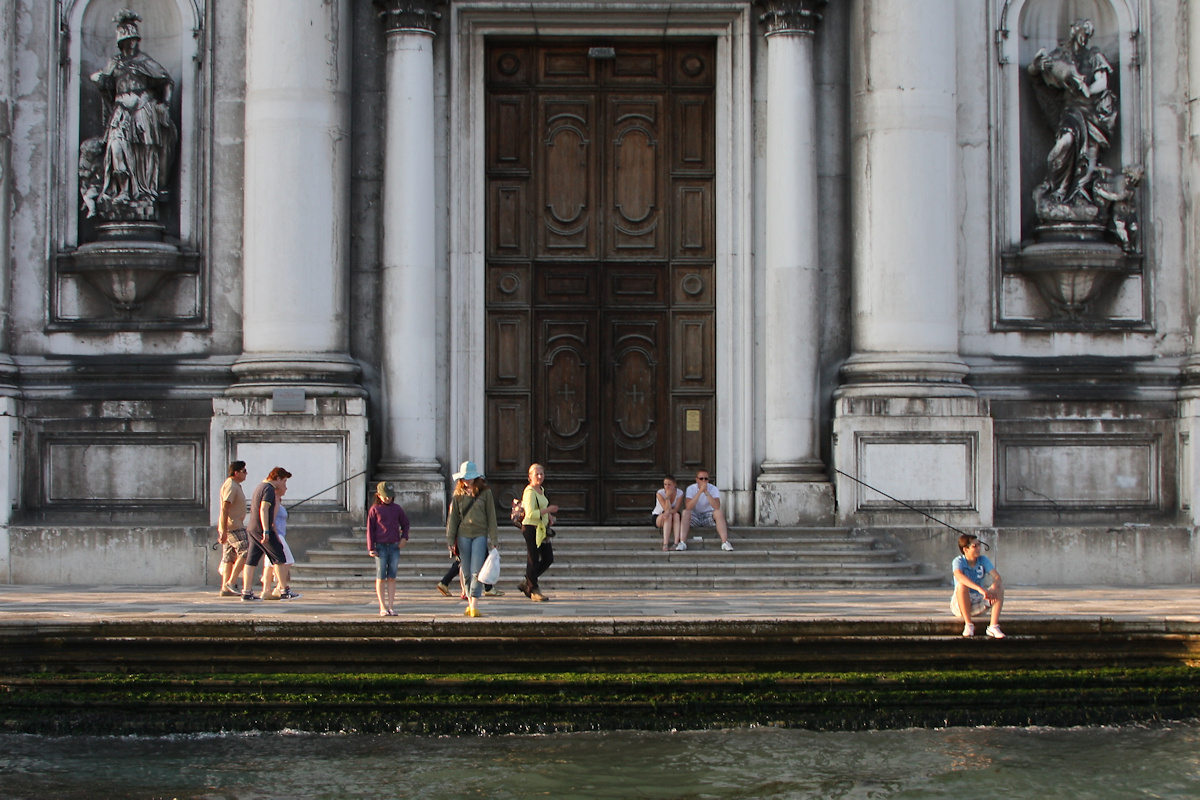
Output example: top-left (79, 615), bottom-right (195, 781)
top-left (465, 607), bottom-right (482, 618)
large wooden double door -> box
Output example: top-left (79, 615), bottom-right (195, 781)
top-left (484, 41), bottom-right (716, 523)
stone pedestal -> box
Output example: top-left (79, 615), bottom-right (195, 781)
top-left (209, 397), bottom-right (370, 526)
top-left (833, 397), bottom-right (993, 528)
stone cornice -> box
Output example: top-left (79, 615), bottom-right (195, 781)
top-left (757, 0), bottom-right (828, 37)
top-left (374, 0), bottom-right (443, 35)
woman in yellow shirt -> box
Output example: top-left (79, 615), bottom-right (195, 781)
top-left (519, 463), bottom-right (557, 602)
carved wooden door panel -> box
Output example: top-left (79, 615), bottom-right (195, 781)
top-left (486, 42), bottom-right (715, 523)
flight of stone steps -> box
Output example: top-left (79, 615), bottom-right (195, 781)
top-left (288, 525), bottom-right (944, 590)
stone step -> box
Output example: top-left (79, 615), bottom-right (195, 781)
top-left (292, 557), bottom-right (920, 574)
top-left (288, 573), bottom-right (944, 590)
top-left (287, 524), bottom-right (933, 590)
top-left (316, 537), bottom-right (884, 552)
top-left (300, 548), bottom-right (906, 565)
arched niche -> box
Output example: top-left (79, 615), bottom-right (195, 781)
top-left (54, 0), bottom-right (205, 328)
top-left (995, 0), bottom-right (1146, 330)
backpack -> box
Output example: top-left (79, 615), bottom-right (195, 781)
top-left (509, 498), bottom-right (524, 530)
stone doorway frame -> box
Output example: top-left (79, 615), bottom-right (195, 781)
top-left (445, 1), bottom-right (756, 520)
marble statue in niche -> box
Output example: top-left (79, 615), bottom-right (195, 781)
top-left (79, 9), bottom-right (177, 238)
top-left (1026, 17), bottom-right (1138, 250)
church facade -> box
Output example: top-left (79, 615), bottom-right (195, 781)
top-left (1, 0), bottom-right (1198, 585)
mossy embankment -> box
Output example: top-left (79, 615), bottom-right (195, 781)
top-left (3, 667), bottom-right (1198, 735)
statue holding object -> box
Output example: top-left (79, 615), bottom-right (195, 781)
top-left (80, 9), bottom-right (177, 233)
top-left (1026, 18), bottom-right (1135, 247)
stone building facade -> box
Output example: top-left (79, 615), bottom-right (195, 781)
top-left (1, 0), bottom-right (1198, 585)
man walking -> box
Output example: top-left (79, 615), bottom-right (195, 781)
top-left (216, 461), bottom-right (249, 596)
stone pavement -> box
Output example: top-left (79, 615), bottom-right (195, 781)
top-left (1, 583), bottom-right (1198, 624)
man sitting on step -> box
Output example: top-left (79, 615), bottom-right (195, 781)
top-left (678, 468), bottom-right (733, 552)
top-left (951, 533), bottom-right (1005, 639)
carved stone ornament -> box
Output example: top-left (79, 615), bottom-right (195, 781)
top-left (82, 9), bottom-right (177, 241)
top-left (757, 0), bottom-right (828, 36)
top-left (374, 0), bottom-right (443, 35)
top-left (1009, 19), bottom-right (1143, 326)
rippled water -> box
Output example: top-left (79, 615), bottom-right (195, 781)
top-left (1, 723), bottom-right (1198, 799)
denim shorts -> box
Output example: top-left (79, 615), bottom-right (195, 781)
top-left (375, 542), bottom-right (400, 579)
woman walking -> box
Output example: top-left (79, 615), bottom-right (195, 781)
top-left (366, 481), bottom-right (410, 617)
top-left (445, 460), bottom-right (499, 618)
top-left (519, 463), bottom-right (557, 602)
top-left (262, 482), bottom-right (300, 600)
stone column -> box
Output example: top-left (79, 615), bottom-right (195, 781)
top-left (1180, 0), bottom-right (1200, 523)
top-left (833, 0), bottom-right (992, 527)
top-left (372, 0), bottom-right (444, 522)
top-left (0, 0), bottom-right (15, 391)
top-left (842, 0), bottom-right (970, 394)
top-left (0, 0), bottom-right (16, 549)
top-left (212, 0), bottom-right (369, 526)
top-left (233, 0), bottom-right (358, 392)
top-left (755, 0), bottom-right (834, 525)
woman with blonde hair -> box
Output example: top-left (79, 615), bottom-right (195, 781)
top-left (519, 463), bottom-right (557, 602)
top-left (445, 460), bottom-right (499, 618)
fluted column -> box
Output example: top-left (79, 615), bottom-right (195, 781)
top-left (755, 0), bottom-right (834, 525)
top-left (841, 0), bottom-right (972, 396)
top-left (373, 0), bottom-right (444, 514)
top-left (233, 0), bottom-right (358, 393)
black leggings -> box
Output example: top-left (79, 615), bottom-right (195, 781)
top-left (441, 559), bottom-right (493, 591)
top-left (522, 524), bottom-right (554, 588)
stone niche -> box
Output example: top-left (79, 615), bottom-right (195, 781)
top-left (52, 0), bottom-right (206, 330)
top-left (994, 0), bottom-right (1147, 330)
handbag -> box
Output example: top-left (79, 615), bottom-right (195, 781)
top-left (509, 498), bottom-right (525, 530)
top-left (477, 547), bottom-right (501, 585)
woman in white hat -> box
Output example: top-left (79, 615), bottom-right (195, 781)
top-left (445, 460), bottom-right (499, 618)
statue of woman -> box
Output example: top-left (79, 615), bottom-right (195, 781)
top-left (1027, 19), bottom-right (1117, 210)
top-left (89, 10), bottom-right (177, 219)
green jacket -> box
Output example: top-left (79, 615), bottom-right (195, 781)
top-left (446, 488), bottom-right (499, 549)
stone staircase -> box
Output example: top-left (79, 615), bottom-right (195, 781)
top-left (288, 526), bottom-right (943, 590)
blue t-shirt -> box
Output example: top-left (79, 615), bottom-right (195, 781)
top-left (952, 554), bottom-right (995, 601)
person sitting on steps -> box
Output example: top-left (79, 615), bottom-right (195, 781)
top-left (678, 468), bottom-right (733, 551)
top-left (653, 475), bottom-right (684, 551)
top-left (951, 533), bottom-right (1005, 639)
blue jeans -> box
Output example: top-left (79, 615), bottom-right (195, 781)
top-left (457, 535), bottom-right (489, 599)
top-left (374, 542), bottom-right (400, 579)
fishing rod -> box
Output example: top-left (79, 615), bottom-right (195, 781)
top-left (287, 469), bottom-right (369, 510)
top-left (831, 466), bottom-right (986, 547)
top-left (210, 469), bottom-right (370, 551)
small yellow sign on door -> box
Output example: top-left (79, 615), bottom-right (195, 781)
top-left (686, 409), bottom-right (701, 432)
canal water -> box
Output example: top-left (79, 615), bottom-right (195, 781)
top-left (2, 723), bottom-right (1198, 799)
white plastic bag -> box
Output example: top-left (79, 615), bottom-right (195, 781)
top-left (477, 547), bottom-right (501, 585)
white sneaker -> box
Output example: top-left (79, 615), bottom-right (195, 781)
top-left (721, 541), bottom-right (734, 551)
top-left (986, 624), bottom-right (1006, 639)
top-left (674, 541), bottom-right (687, 551)
top-left (962, 623), bottom-right (975, 637)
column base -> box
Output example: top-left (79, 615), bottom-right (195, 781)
top-left (210, 396), bottom-right (370, 525)
top-left (835, 353), bottom-right (975, 399)
top-left (833, 396), bottom-right (994, 528)
top-left (755, 461), bottom-right (835, 526)
top-left (228, 353), bottom-right (366, 397)
top-left (373, 461), bottom-right (446, 526)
